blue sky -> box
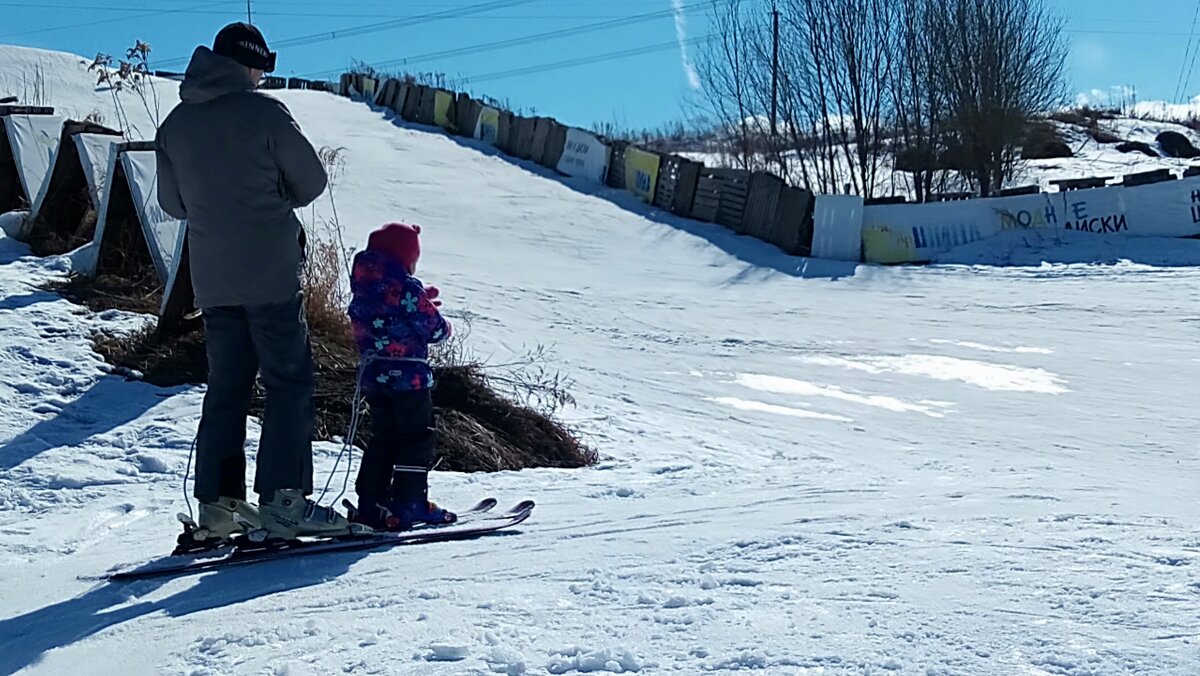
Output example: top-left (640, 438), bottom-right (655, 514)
top-left (1, 0), bottom-right (1197, 130)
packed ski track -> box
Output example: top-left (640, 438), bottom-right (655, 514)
top-left (0, 46), bottom-right (1198, 675)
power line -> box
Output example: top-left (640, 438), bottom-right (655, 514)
top-left (156, 0), bottom-right (541, 68)
top-left (0, 0), bottom-right (240, 39)
top-left (1176, 0), bottom-right (1200, 102)
top-left (302, 0), bottom-right (719, 79)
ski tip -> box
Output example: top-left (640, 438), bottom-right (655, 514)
top-left (504, 500), bottom-right (535, 516)
top-left (464, 497), bottom-right (498, 514)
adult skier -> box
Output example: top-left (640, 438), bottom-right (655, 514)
top-left (155, 22), bottom-right (350, 545)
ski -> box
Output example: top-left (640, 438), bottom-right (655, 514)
top-left (97, 499), bottom-right (533, 583)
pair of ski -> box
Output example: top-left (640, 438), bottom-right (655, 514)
top-left (99, 498), bottom-right (533, 582)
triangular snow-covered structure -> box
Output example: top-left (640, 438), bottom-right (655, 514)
top-left (0, 106), bottom-right (62, 217)
top-left (24, 121), bottom-right (122, 252)
top-left (84, 141), bottom-right (187, 316)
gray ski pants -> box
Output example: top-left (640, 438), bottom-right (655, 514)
top-left (194, 292), bottom-right (315, 504)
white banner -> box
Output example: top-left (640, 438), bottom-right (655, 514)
top-left (121, 150), bottom-right (185, 283)
top-left (811, 195), bottom-right (865, 261)
top-left (556, 128), bottom-right (609, 183)
top-left (860, 180), bottom-right (1200, 263)
top-left (1111, 177), bottom-right (1200, 238)
top-left (3, 114), bottom-right (62, 209)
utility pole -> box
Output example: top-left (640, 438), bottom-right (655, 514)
top-left (770, 0), bottom-right (779, 140)
top-left (247, 0), bottom-right (252, 23)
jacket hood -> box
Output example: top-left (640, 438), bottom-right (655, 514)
top-left (179, 46), bottom-right (255, 104)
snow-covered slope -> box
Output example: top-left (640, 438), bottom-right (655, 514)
top-left (1, 46), bottom-right (1198, 675)
top-left (0, 45), bottom-right (178, 138)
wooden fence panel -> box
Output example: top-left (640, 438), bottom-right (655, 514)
top-left (513, 117), bottom-right (536, 159)
top-left (673, 159), bottom-right (702, 217)
top-left (1122, 168), bottom-right (1174, 186)
top-left (606, 141), bottom-right (629, 190)
top-left (454, 94), bottom-right (472, 135)
top-left (741, 172), bottom-right (785, 238)
top-left (695, 168), bottom-right (751, 230)
top-left (373, 79), bottom-right (392, 106)
top-left (691, 173), bottom-right (721, 222)
top-left (496, 111), bottom-right (514, 153)
top-left (391, 83), bottom-right (410, 114)
top-left (401, 84), bottom-right (421, 121)
top-left (653, 155), bottom-right (682, 212)
top-left (530, 118), bottom-right (552, 166)
top-left (653, 155), bottom-right (702, 215)
top-left (541, 121), bottom-right (567, 169)
top-left (767, 186), bottom-right (815, 256)
top-left (417, 87), bottom-right (436, 126)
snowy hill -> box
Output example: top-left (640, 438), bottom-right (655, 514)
top-left (1, 46), bottom-right (1198, 675)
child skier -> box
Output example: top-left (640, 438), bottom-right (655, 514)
top-left (347, 222), bottom-right (457, 531)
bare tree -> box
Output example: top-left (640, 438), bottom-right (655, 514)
top-left (692, 0), bottom-right (770, 170)
top-left (716, 0), bottom-right (896, 197)
top-left (694, 0), bottom-right (1067, 200)
top-left (926, 0), bottom-right (1068, 196)
top-left (890, 0), bottom-right (946, 202)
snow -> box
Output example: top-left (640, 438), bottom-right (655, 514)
top-left (0, 45), bottom-right (1199, 675)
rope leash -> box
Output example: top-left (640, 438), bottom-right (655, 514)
top-left (183, 351), bottom-right (428, 513)
top-left (317, 352), bottom-right (429, 506)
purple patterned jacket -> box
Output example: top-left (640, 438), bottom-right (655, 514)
top-left (348, 249), bottom-right (452, 393)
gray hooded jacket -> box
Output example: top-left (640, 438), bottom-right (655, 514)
top-left (156, 47), bottom-right (327, 309)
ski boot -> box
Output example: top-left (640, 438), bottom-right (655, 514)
top-left (389, 465), bottom-right (457, 530)
top-left (174, 497), bottom-right (261, 555)
top-left (343, 498), bottom-right (404, 533)
top-left (251, 489), bottom-right (364, 545)
top-left (387, 498), bottom-right (458, 531)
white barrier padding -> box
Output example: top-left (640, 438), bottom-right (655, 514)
top-left (121, 150), bottom-right (185, 282)
top-left (860, 178), bottom-right (1200, 263)
top-left (556, 128), bottom-right (610, 183)
top-left (84, 144), bottom-right (124, 276)
top-left (812, 195), bottom-right (865, 261)
top-left (3, 114), bottom-right (63, 208)
top-left (73, 133), bottom-right (122, 207)
top-left (1080, 178), bottom-right (1200, 236)
top-left (159, 216), bottom-right (188, 316)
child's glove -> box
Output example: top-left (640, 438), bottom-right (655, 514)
top-left (425, 284), bottom-right (442, 307)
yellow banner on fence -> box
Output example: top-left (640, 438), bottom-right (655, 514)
top-left (434, 90), bottom-right (453, 129)
top-left (624, 147), bottom-right (660, 203)
top-left (861, 224), bottom-right (923, 264)
top-left (363, 77), bottom-right (377, 98)
top-left (475, 107), bottom-right (500, 144)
